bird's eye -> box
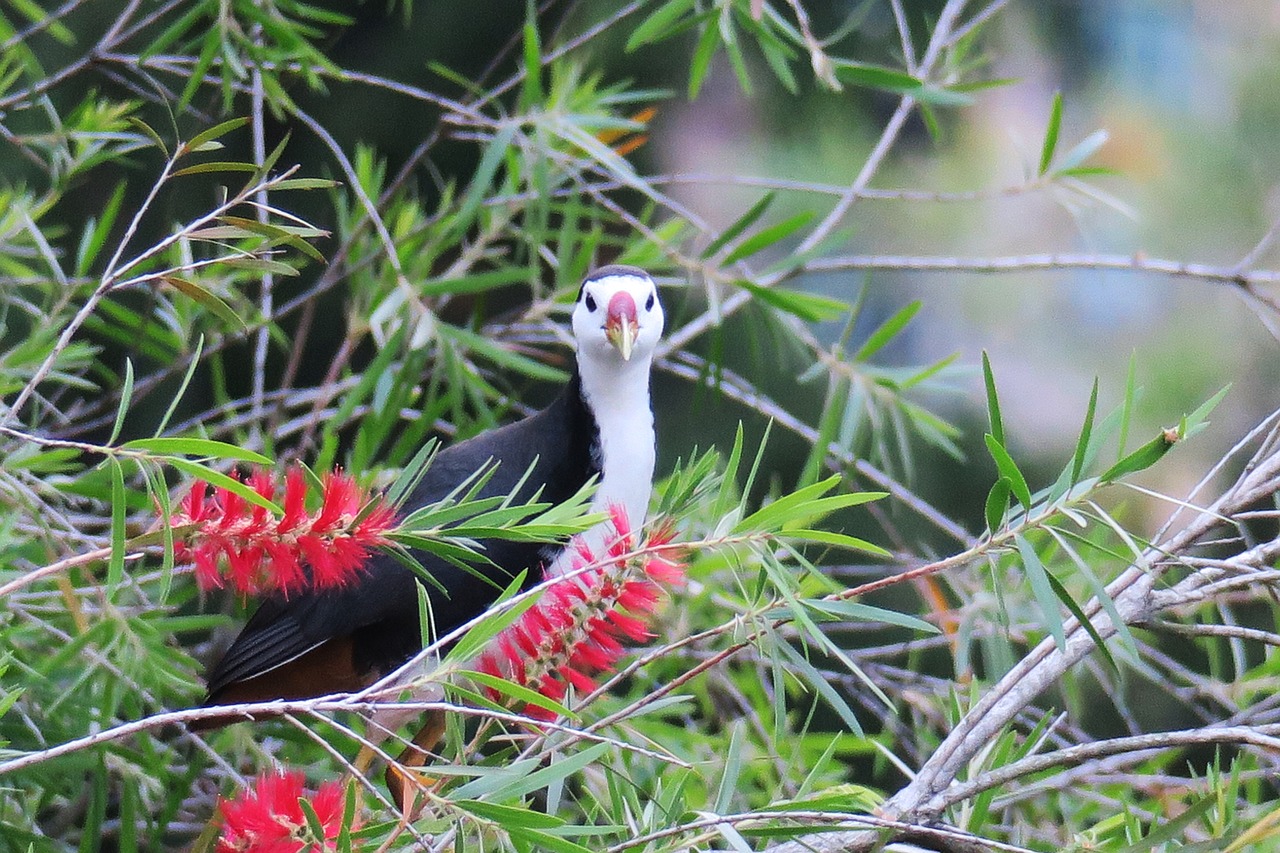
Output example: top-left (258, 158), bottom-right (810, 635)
top-left (645, 292), bottom-right (655, 312)
top-left (584, 293), bottom-right (597, 312)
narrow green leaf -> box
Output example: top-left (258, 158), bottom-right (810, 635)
top-left (735, 279), bottom-right (847, 322)
top-left (1016, 534), bottom-right (1067, 652)
top-left (445, 572), bottom-right (534, 664)
top-left (108, 459), bottom-right (126, 591)
top-left (784, 528), bottom-right (889, 556)
top-left (776, 640), bottom-right (863, 736)
top-left (1181, 384), bottom-right (1230, 440)
top-left (162, 276), bottom-right (248, 331)
top-left (714, 722), bottom-right (745, 814)
top-left (166, 458), bottom-right (281, 513)
top-left (171, 161), bottom-right (259, 177)
top-left (1070, 378), bottom-right (1099, 484)
top-left (985, 477), bottom-right (1011, 534)
top-left (1043, 562), bottom-right (1117, 672)
top-left (1098, 431), bottom-right (1176, 483)
top-left (461, 670), bottom-right (574, 720)
top-left (420, 267), bottom-right (533, 298)
top-left (701, 192), bottom-right (775, 260)
top-left (123, 437), bottom-right (271, 464)
top-left (108, 359), bottom-right (134, 446)
top-left (126, 117), bottom-right (168, 158)
top-left (488, 742), bottom-right (612, 801)
top-left (984, 434), bottom-right (1032, 510)
top-left (688, 18), bottom-right (720, 99)
top-left (723, 211), bottom-right (814, 265)
top-left (455, 123), bottom-right (518, 234)
top-left (504, 827), bottom-right (595, 853)
top-left (854, 301), bottom-right (921, 361)
top-left (270, 177), bottom-right (340, 190)
top-left (521, 16), bottom-right (543, 105)
top-left (184, 117), bottom-right (250, 155)
top-left (455, 799), bottom-right (565, 829)
top-left (1118, 352), bottom-right (1137, 459)
top-left (804, 599), bottom-right (939, 634)
top-left (155, 334), bottom-right (203, 437)
top-left (626, 0), bottom-right (696, 51)
top-left (1038, 91), bottom-right (1063, 176)
top-left (982, 351), bottom-right (1004, 445)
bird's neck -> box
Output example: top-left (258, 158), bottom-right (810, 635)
top-left (558, 353), bottom-right (656, 573)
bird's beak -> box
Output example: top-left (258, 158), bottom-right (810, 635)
top-left (605, 292), bottom-right (640, 361)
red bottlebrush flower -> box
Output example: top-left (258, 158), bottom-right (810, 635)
top-left (169, 466), bottom-right (396, 597)
top-left (217, 769), bottom-right (351, 853)
top-left (473, 505), bottom-right (685, 720)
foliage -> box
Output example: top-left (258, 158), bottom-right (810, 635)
top-left (2, 2), bottom-right (1280, 852)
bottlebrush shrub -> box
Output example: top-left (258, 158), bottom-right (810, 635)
top-left (170, 467), bottom-right (396, 596)
top-left (217, 769), bottom-right (352, 853)
top-left (474, 505), bottom-right (685, 719)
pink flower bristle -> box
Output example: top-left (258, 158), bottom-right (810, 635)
top-left (471, 508), bottom-right (686, 720)
top-left (217, 769), bottom-right (349, 853)
top-left (170, 465), bottom-right (395, 597)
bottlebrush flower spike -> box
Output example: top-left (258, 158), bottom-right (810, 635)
top-left (474, 504), bottom-right (685, 720)
top-left (217, 769), bottom-right (351, 853)
top-left (170, 466), bottom-right (395, 597)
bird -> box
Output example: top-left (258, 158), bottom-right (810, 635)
top-left (195, 264), bottom-right (664, 806)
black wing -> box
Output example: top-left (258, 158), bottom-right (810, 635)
top-left (204, 376), bottom-right (598, 699)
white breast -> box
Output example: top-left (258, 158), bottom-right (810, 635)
top-left (548, 354), bottom-right (656, 575)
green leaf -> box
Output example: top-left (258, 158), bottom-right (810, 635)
top-left (162, 276), bottom-right (248, 331)
top-left (420, 267), bottom-right (533, 298)
top-left (455, 123), bottom-right (518, 235)
top-left (155, 334), bottom-right (203, 436)
top-left (108, 359), bottom-right (134, 446)
top-left (735, 476), bottom-right (882, 532)
top-left (735, 280), bottom-right (847, 322)
top-left (455, 800), bottom-right (565, 829)
top-left (984, 434), bottom-right (1032, 510)
top-left (832, 61), bottom-right (972, 106)
top-left (985, 477), bottom-right (1011, 534)
top-left (488, 742), bottom-right (612, 801)
top-left (1043, 563), bottom-right (1117, 672)
top-left (783, 528), bottom-right (889, 556)
top-left (122, 437), bottom-right (272, 464)
top-left (108, 459), bottom-right (126, 592)
top-left (626, 0), bottom-right (696, 51)
top-left (126, 117), bottom-right (169, 158)
top-left (701, 192), bottom-right (775, 260)
top-left (1181, 384), bottom-right (1230, 440)
top-left (776, 640), bottom-right (863, 736)
top-left (1038, 91), bottom-right (1063, 176)
top-left (445, 572), bottom-right (534, 664)
top-left (804, 599), bottom-right (939, 634)
top-left (854, 301), bottom-right (921, 361)
top-left (183, 117), bottom-right (250, 155)
top-left (461, 670), bottom-right (574, 720)
top-left (1118, 351), bottom-right (1137, 458)
top-left (723, 212), bottom-right (814, 265)
top-left (688, 18), bottom-right (720, 99)
top-left (442, 324), bottom-right (567, 382)
top-left (1098, 431), bottom-right (1176, 483)
top-left (270, 177), bottom-right (341, 190)
top-left (166, 458), bottom-right (281, 514)
top-left (1016, 534), bottom-right (1067, 652)
top-left (982, 351), bottom-right (1004, 445)
top-left (1071, 378), bottom-right (1099, 485)
top-left (171, 161), bottom-right (259, 177)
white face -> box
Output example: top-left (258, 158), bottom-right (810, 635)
top-left (571, 270), bottom-right (664, 364)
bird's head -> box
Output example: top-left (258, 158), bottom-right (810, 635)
top-left (572, 265), bottom-right (664, 364)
